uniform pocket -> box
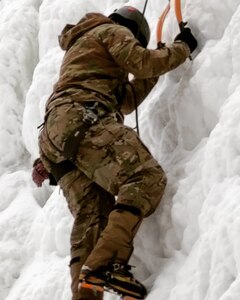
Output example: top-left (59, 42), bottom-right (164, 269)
top-left (88, 118), bottom-right (122, 148)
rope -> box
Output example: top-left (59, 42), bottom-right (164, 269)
top-left (135, 0), bottom-right (149, 136)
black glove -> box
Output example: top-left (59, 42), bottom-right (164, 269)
top-left (156, 41), bottom-right (166, 49)
top-left (174, 27), bottom-right (197, 53)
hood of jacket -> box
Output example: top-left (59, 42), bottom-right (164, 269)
top-left (58, 13), bottom-right (113, 51)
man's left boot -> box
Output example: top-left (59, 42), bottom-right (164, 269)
top-left (80, 262), bottom-right (147, 299)
top-left (81, 208), bottom-right (142, 270)
top-left (79, 208), bottom-right (146, 298)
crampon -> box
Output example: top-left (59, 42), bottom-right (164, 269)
top-left (80, 282), bottom-right (145, 300)
top-left (79, 263), bottom-right (147, 299)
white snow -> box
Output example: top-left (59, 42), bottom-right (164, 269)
top-left (1, 0), bottom-right (240, 299)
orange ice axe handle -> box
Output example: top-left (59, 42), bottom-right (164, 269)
top-left (174, 0), bottom-right (192, 60)
top-left (156, 2), bottom-right (170, 47)
top-left (174, 0), bottom-right (187, 32)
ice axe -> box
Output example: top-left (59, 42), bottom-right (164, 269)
top-left (174, 0), bottom-right (188, 32)
top-left (174, 0), bottom-right (192, 60)
top-left (156, 0), bottom-right (188, 44)
top-left (156, 1), bottom-right (170, 48)
top-left (157, 0), bottom-right (192, 59)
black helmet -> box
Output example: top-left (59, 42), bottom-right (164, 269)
top-left (109, 6), bottom-right (150, 48)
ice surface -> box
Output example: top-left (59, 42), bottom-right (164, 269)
top-left (1, 0), bottom-right (240, 299)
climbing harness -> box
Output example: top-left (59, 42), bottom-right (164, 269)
top-left (156, 0), bottom-right (187, 46)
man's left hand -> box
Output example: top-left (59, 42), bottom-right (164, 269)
top-left (32, 158), bottom-right (49, 187)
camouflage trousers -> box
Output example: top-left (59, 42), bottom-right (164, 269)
top-left (60, 170), bottom-right (115, 300)
top-left (39, 102), bottom-right (167, 299)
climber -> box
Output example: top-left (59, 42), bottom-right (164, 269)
top-left (32, 6), bottom-right (197, 300)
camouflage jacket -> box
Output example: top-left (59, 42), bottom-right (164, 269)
top-left (45, 13), bottom-right (190, 115)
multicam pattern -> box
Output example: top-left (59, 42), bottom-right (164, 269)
top-left (40, 102), bottom-right (166, 216)
top-left (45, 13), bottom-right (190, 115)
top-left (38, 12), bottom-right (189, 299)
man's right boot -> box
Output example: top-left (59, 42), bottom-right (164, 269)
top-left (77, 284), bottom-right (104, 300)
top-left (71, 258), bottom-right (104, 300)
